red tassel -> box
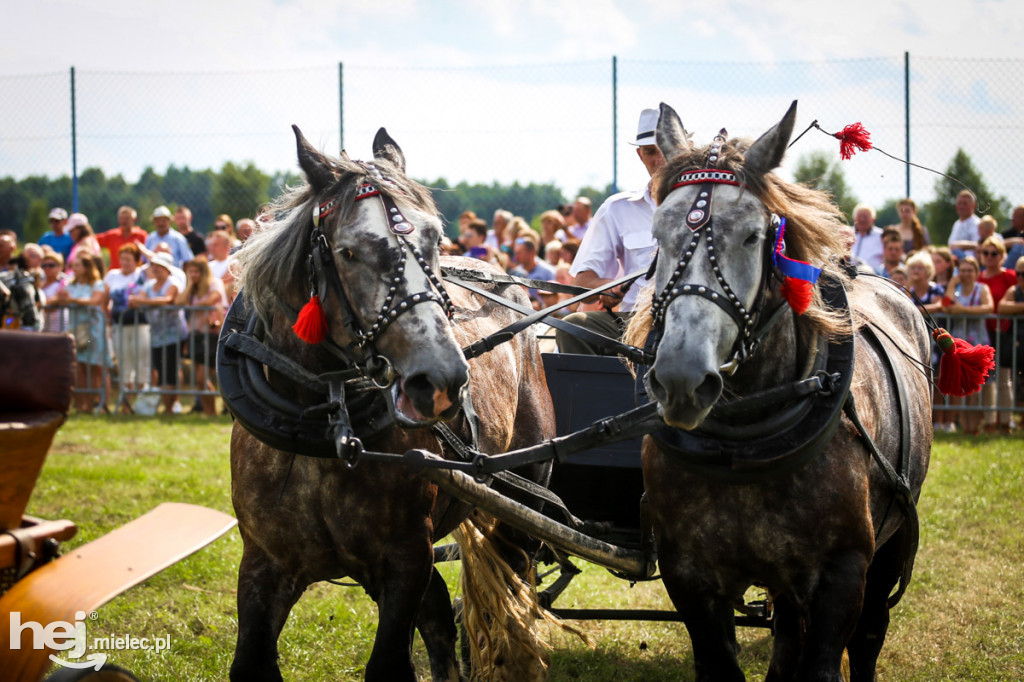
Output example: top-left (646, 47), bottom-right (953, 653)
top-left (292, 294), bottom-right (328, 344)
top-left (781, 276), bottom-right (814, 315)
top-left (932, 328), bottom-right (994, 397)
top-left (834, 122), bottom-right (873, 160)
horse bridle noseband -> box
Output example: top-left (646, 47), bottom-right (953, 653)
top-left (309, 165), bottom-right (454, 358)
top-left (649, 129), bottom-right (783, 373)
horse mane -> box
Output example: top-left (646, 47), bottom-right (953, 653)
top-left (233, 154), bottom-right (438, 323)
top-left (626, 136), bottom-right (854, 347)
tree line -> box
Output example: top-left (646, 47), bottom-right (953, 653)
top-left (1, 149), bottom-right (1007, 247)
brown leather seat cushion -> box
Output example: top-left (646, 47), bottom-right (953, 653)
top-left (0, 331), bottom-right (75, 414)
top-left (0, 331), bottom-right (76, 531)
top-left (0, 413), bottom-right (64, 531)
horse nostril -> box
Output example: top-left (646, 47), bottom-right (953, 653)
top-left (693, 372), bottom-right (723, 410)
top-left (648, 370), bottom-right (668, 404)
top-left (402, 371), bottom-right (465, 419)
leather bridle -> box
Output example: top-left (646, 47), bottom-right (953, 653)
top-left (308, 165), bottom-right (455, 366)
top-left (648, 129), bottom-right (785, 373)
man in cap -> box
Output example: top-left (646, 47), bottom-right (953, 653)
top-left (556, 107), bottom-right (673, 354)
top-left (39, 207), bottom-right (73, 261)
top-left (96, 205), bottom-right (148, 270)
top-left (145, 205), bottom-right (194, 268)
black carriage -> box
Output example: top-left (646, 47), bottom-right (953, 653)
top-left (432, 351), bottom-right (773, 629)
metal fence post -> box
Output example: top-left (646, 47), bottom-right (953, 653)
top-left (71, 66), bottom-right (78, 213)
top-left (612, 55), bottom-right (618, 195)
top-left (344, 61), bottom-right (348, 151)
top-left (904, 51), bottom-right (910, 199)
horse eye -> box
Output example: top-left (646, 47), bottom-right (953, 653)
top-left (339, 247), bottom-right (356, 261)
top-left (743, 232), bottom-right (760, 247)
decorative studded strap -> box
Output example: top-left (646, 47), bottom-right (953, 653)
top-left (355, 233), bottom-right (454, 348)
top-left (678, 129), bottom-right (734, 231)
top-left (307, 166), bottom-right (454, 351)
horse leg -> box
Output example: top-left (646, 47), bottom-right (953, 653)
top-left (364, 552), bottom-right (434, 682)
top-left (765, 595), bottom-right (802, 682)
top-left (230, 543), bottom-right (306, 682)
top-left (796, 551), bottom-right (868, 682)
top-left (415, 566), bottom-right (460, 682)
top-left (659, 560), bottom-right (744, 682)
top-left (846, 529), bottom-right (906, 682)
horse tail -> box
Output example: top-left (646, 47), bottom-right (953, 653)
top-left (454, 510), bottom-right (588, 681)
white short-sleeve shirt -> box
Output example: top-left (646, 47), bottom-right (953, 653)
top-left (851, 226), bottom-right (884, 270)
top-left (949, 214), bottom-right (980, 245)
top-left (569, 186), bottom-right (656, 312)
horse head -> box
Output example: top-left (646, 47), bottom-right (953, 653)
top-left (644, 101), bottom-right (800, 430)
top-left (238, 127), bottom-right (469, 425)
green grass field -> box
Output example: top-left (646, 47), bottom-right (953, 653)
top-left (22, 415), bottom-right (1024, 680)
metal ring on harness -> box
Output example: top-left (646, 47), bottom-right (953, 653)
top-left (368, 355), bottom-right (397, 390)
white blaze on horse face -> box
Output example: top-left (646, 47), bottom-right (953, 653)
top-left (648, 185), bottom-right (768, 429)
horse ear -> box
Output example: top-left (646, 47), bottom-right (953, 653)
top-left (372, 128), bottom-right (406, 173)
top-left (292, 125), bottom-right (336, 193)
top-left (655, 102), bottom-right (693, 163)
top-left (744, 100), bottom-right (798, 176)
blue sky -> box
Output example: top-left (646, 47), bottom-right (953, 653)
top-left (3, 0), bottom-right (1024, 209)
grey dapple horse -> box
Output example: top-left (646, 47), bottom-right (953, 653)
top-left (629, 102), bottom-right (931, 681)
top-left (228, 127), bottom-right (554, 681)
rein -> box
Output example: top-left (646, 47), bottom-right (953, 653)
top-left (449, 269), bottom-right (654, 363)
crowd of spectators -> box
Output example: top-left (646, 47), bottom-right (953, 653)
top-left (4, 184), bottom-right (1024, 431)
top-left (847, 190), bottom-right (1024, 434)
top-left (1, 204), bottom-right (248, 414)
top-left (446, 205), bottom-right (592, 314)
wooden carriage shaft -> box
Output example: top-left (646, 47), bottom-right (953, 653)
top-left (419, 463), bottom-right (653, 579)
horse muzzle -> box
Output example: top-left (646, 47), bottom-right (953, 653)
top-left (647, 363), bottom-right (723, 431)
top-left (391, 366), bottom-right (468, 426)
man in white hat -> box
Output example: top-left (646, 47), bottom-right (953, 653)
top-left (39, 207), bottom-right (72, 261)
top-left (145, 205), bottom-right (195, 268)
top-left (557, 107), bottom-right (675, 354)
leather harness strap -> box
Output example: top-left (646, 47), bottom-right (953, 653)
top-left (843, 323), bottom-right (919, 609)
top-left (450, 271), bottom-right (653, 364)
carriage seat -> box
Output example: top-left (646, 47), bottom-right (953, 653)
top-left (0, 331), bottom-right (77, 581)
